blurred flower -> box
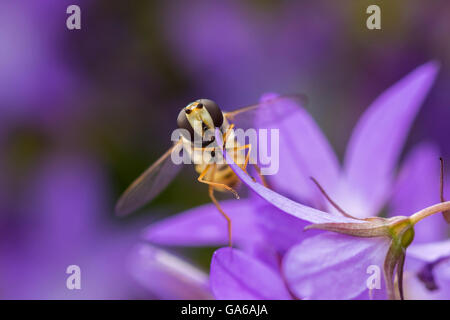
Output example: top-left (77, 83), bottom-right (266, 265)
top-left (0, 1), bottom-right (80, 123)
top-left (210, 247), bottom-right (292, 300)
top-left (128, 196), bottom-right (267, 299)
top-left (162, 0), bottom-right (341, 105)
top-left (404, 240), bottom-right (450, 299)
top-left (128, 244), bottom-right (212, 300)
top-left (0, 154), bottom-right (149, 299)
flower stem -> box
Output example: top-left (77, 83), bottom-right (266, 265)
top-left (409, 201), bottom-right (450, 224)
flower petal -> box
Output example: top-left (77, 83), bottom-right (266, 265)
top-left (127, 244), bottom-right (212, 300)
top-left (343, 62), bottom-right (440, 217)
top-left (210, 247), bottom-right (292, 300)
top-left (255, 94), bottom-right (340, 204)
top-left (389, 143), bottom-right (447, 242)
top-left (143, 198), bottom-right (263, 247)
top-left (256, 202), bottom-right (321, 254)
top-left (215, 127), bottom-right (362, 225)
top-left (282, 233), bottom-right (390, 299)
top-left (407, 239), bottom-right (450, 263)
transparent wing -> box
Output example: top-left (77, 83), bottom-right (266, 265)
top-left (115, 140), bottom-right (183, 216)
top-left (224, 94), bottom-right (308, 130)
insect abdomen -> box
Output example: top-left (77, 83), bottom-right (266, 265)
top-left (195, 163), bottom-right (239, 191)
top-left (214, 164), bottom-right (239, 189)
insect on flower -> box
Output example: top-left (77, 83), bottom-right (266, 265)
top-left (115, 95), bottom-right (306, 246)
top-left (216, 127), bottom-right (450, 300)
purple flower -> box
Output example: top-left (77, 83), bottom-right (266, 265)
top-left (162, 1), bottom-right (339, 106)
top-left (212, 62), bottom-right (449, 300)
top-left (210, 247), bottom-right (292, 300)
top-left (130, 197), bottom-right (269, 299)
top-left (0, 155), bottom-right (151, 299)
top-left (0, 1), bottom-right (80, 123)
top-left (216, 125), bottom-right (449, 299)
top-left (128, 244), bottom-right (212, 300)
top-left (138, 61), bottom-right (448, 299)
top-left (262, 61), bottom-right (440, 219)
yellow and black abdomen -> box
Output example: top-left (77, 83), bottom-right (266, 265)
top-left (194, 138), bottom-right (246, 192)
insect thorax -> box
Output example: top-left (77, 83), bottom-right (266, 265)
top-left (181, 116), bottom-right (246, 170)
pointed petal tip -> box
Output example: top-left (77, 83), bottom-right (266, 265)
top-left (423, 60), bottom-right (440, 72)
top-left (343, 60), bottom-right (441, 217)
top-left (260, 92), bottom-right (280, 102)
top-left (417, 60), bottom-right (440, 82)
top-left (114, 201), bottom-right (128, 217)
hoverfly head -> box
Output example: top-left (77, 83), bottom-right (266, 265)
top-left (177, 99), bottom-right (223, 144)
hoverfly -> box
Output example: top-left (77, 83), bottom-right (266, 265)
top-left (115, 95), bottom-right (305, 246)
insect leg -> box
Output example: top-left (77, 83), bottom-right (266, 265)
top-left (226, 143), bottom-right (269, 187)
top-left (207, 164), bottom-right (233, 247)
top-left (252, 164), bottom-right (269, 188)
top-left (222, 123), bottom-right (235, 146)
top-left (198, 164), bottom-right (240, 199)
top-left (243, 144), bottom-right (251, 171)
top-left (226, 144), bottom-right (252, 171)
top-left (240, 143), bottom-right (269, 187)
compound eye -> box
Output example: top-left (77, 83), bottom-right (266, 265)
top-left (197, 99), bottom-right (223, 128)
top-left (177, 109), bottom-right (195, 141)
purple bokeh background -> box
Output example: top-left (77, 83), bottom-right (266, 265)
top-left (0, 0), bottom-right (449, 299)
